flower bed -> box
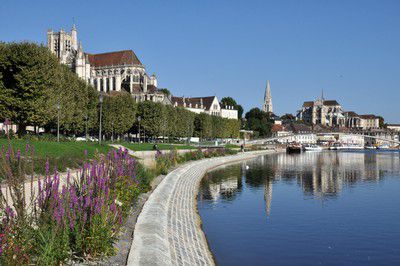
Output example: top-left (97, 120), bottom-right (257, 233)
top-left (0, 140), bottom-right (150, 265)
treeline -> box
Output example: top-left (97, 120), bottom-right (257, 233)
top-left (0, 42), bottom-right (240, 140)
top-left (101, 97), bottom-right (240, 140)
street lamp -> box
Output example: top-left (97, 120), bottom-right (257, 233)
top-left (56, 102), bottom-right (60, 142)
top-left (137, 116), bottom-right (141, 143)
top-left (85, 114), bottom-right (88, 140)
top-left (99, 92), bottom-right (103, 145)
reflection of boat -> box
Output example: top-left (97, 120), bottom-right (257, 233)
top-left (286, 143), bottom-right (302, 153)
top-left (304, 145), bottom-right (323, 152)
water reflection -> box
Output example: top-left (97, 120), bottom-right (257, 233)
top-left (198, 151), bottom-right (400, 265)
top-left (200, 151), bottom-right (400, 210)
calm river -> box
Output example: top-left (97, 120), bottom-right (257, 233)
top-left (198, 151), bottom-right (400, 265)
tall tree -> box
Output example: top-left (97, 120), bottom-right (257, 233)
top-left (0, 42), bottom-right (61, 134)
top-left (102, 91), bottom-right (136, 138)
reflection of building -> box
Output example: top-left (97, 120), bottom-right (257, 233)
top-left (268, 152), bottom-right (399, 198)
top-left (264, 179), bottom-right (273, 217)
top-left (207, 177), bottom-right (240, 202)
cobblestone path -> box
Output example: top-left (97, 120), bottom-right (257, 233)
top-left (127, 151), bottom-right (271, 266)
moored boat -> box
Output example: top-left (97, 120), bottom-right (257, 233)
top-left (304, 145), bottom-right (323, 151)
top-left (286, 143), bottom-right (302, 153)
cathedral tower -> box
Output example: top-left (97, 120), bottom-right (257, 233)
top-left (262, 80), bottom-right (273, 113)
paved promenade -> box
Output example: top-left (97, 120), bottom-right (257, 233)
top-left (127, 150), bottom-right (273, 266)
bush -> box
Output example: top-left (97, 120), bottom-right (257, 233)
top-left (155, 148), bottom-right (238, 176)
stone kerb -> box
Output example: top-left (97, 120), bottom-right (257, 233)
top-left (127, 151), bottom-right (271, 266)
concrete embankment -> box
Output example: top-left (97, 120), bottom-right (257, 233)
top-left (127, 150), bottom-right (274, 266)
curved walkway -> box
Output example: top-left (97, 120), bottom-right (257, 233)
top-left (127, 150), bottom-right (273, 266)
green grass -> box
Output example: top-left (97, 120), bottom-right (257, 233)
top-left (0, 138), bottom-right (114, 174)
top-left (120, 142), bottom-right (198, 151)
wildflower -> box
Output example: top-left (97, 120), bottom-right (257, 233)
top-left (115, 199), bottom-right (122, 207)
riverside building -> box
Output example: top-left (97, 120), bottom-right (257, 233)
top-left (297, 93), bottom-right (381, 129)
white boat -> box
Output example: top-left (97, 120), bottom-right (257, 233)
top-left (337, 145), bottom-right (364, 150)
top-left (365, 146), bottom-right (376, 150)
top-left (304, 145), bottom-right (323, 151)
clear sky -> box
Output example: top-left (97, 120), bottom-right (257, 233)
top-left (1, 0), bottom-right (399, 122)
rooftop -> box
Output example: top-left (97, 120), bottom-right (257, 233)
top-left (87, 50), bottom-right (142, 67)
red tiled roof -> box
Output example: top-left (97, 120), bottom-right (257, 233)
top-left (302, 101), bottom-right (314, 107)
top-left (344, 111), bottom-right (359, 117)
top-left (302, 100), bottom-right (341, 107)
top-left (87, 50), bottom-right (142, 67)
top-left (323, 100), bottom-right (340, 106)
top-left (271, 124), bottom-right (283, 132)
top-left (360, 114), bottom-right (377, 119)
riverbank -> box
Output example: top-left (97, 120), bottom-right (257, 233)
top-left (127, 150), bottom-right (276, 265)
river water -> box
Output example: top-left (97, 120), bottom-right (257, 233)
top-left (197, 151), bottom-right (400, 265)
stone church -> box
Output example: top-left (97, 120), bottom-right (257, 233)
top-left (47, 25), bottom-right (171, 104)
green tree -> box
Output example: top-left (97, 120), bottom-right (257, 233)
top-left (137, 101), bottom-right (165, 138)
top-left (194, 113), bottom-right (212, 139)
top-left (102, 91), bottom-right (136, 139)
top-left (0, 42), bottom-right (61, 135)
top-left (245, 107), bottom-right (273, 137)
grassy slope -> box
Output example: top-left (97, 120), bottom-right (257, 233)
top-left (0, 139), bottom-right (114, 174)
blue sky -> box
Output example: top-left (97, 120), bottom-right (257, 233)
top-left (1, 0), bottom-right (399, 122)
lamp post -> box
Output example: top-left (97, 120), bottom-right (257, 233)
top-left (111, 121), bottom-right (114, 142)
top-left (56, 102), bottom-right (60, 142)
top-left (137, 116), bottom-right (141, 143)
top-left (99, 92), bottom-right (103, 145)
top-left (85, 114), bottom-right (88, 140)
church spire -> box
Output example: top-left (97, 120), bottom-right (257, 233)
top-left (263, 80), bottom-right (273, 113)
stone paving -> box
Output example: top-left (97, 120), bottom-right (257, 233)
top-left (127, 150), bottom-right (272, 266)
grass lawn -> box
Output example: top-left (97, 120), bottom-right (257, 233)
top-left (120, 142), bottom-right (198, 151)
top-left (0, 138), bottom-right (114, 174)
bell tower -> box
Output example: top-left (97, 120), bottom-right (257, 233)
top-left (262, 80), bottom-right (273, 113)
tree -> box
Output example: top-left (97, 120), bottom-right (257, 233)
top-left (0, 42), bottom-right (61, 135)
top-left (244, 107), bottom-right (273, 137)
top-left (376, 116), bottom-right (385, 128)
top-left (280, 113), bottom-right (295, 121)
top-left (137, 101), bottom-right (165, 138)
top-left (194, 113), bottom-right (212, 139)
top-left (102, 91), bottom-right (136, 139)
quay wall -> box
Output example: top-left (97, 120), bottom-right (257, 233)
top-left (127, 150), bottom-right (274, 265)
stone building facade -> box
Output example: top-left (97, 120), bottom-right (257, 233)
top-left (47, 25), bottom-right (170, 104)
top-left (297, 95), bottom-right (381, 129)
top-left (297, 97), bottom-right (345, 127)
top-left (262, 80), bottom-right (273, 113)
top-left (171, 96), bottom-right (238, 119)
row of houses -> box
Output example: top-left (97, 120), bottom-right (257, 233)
top-left (271, 121), bottom-right (399, 147)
